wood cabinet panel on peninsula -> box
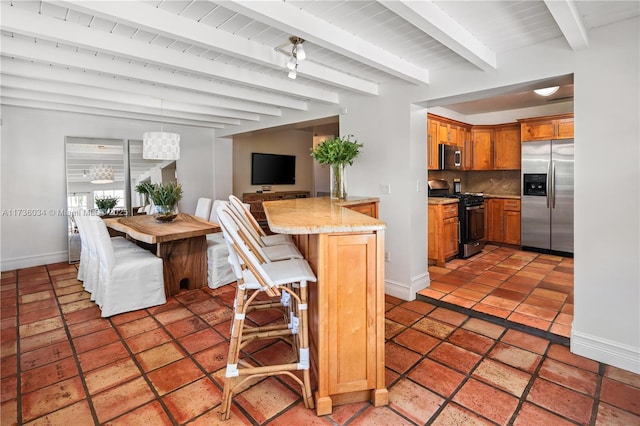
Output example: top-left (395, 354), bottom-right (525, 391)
top-left (262, 197), bottom-right (388, 416)
top-left (428, 201), bottom-right (459, 265)
top-left (345, 201), bottom-right (378, 218)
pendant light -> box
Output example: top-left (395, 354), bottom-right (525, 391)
top-left (90, 164), bottom-right (114, 184)
top-left (143, 99), bottom-right (180, 160)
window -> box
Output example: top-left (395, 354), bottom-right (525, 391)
top-left (93, 189), bottom-right (126, 209)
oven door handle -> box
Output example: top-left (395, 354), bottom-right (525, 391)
top-left (465, 205), bottom-right (484, 211)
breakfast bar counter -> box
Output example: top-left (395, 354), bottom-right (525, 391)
top-left (263, 197), bottom-right (388, 415)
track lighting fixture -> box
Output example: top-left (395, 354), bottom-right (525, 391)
top-left (286, 36), bottom-right (306, 79)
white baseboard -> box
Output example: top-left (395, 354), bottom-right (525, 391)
top-left (384, 271), bottom-right (430, 301)
top-left (1, 251), bottom-right (69, 272)
top-left (571, 330), bottom-right (640, 374)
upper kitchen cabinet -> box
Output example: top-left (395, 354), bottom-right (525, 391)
top-left (427, 117), bottom-right (439, 170)
top-left (468, 124), bottom-right (521, 171)
top-left (427, 114), bottom-right (471, 171)
top-left (494, 124), bottom-right (521, 170)
top-left (519, 114), bottom-right (574, 141)
top-left (469, 126), bottom-right (494, 170)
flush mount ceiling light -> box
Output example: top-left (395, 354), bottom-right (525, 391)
top-left (143, 99), bottom-right (180, 160)
top-left (285, 36), bottom-right (306, 80)
top-left (534, 86), bottom-right (560, 96)
top-left (90, 164), bottom-right (114, 184)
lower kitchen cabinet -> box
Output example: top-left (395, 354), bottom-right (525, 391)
top-left (428, 202), bottom-right (459, 265)
top-left (486, 198), bottom-right (521, 245)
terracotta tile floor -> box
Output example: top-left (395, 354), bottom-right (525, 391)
top-left (420, 244), bottom-right (575, 340)
top-left (2, 262), bottom-right (640, 425)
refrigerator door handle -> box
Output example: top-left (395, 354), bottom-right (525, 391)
top-left (546, 160), bottom-right (551, 208)
top-left (552, 162), bottom-right (556, 209)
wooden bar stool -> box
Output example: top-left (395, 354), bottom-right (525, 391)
top-left (216, 205), bottom-right (316, 420)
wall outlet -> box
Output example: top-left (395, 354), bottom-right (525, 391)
top-left (380, 184), bottom-right (391, 194)
top-left (384, 251), bottom-right (391, 262)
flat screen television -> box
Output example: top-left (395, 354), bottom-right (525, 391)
top-left (251, 152), bottom-right (296, 185)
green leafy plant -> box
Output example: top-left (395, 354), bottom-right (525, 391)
top-left (310, 135), bottom-right (363, 165)
top-left (147, 182), bottom-right (183, 213)
top-left (135, 181), bottom-right (154, 205)
top-left (94, 195), bottom-right (119, 210)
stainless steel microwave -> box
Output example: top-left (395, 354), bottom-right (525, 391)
top-left (438, 144), bottom-right (462, 170)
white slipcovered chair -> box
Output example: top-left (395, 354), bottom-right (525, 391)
top-left (206, 200), bottom-right (237, 288)
top-left (86, 215), bottom-right (166, 317)
top-left (73, 213), bottom-right (89, 283)
top-left (194, 197), bottom-right (213, 220)
top-left (75, 213), bottom-right (148, 300)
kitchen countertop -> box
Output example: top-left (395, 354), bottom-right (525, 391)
top-left (428, 198), bottom-right (459, 205)
top-left (263, 196), bottom-right (385, 234)
top-left (483, 194), bottom-right (521, 199)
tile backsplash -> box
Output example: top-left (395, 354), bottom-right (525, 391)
top-left (428, 170), bottom-right (521, 195)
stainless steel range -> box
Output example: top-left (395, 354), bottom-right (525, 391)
top-left (428, 180), bottom-right (486, 259)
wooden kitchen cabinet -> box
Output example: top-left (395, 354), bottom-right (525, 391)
top-left (494, 124), bottom-right (521, 170)
top-left (469, 127), bottom-right (494, 170)
top-left (428, 202), bottom-right (459, 265)
top-left (486, 198), bottom-right (521, 245)
top-left (427, 117), bottom-right (439, 170)
top-left (427, 114), bottom-right (471, 170)
top-left (519, 114), bottom-right (574, 141)
top-left (468, 124), bottom-right (520, 171)
top-left (344, 201), bottom-right (378, 218)
top-left (265, 198), bottom-right (388, 415)
top-left (485, 198), bottom-right (503, 243)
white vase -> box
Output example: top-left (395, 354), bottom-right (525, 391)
top-left (330, 163), bottom-right (348, 200)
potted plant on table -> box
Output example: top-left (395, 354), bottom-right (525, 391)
top-left (147, 182), bottom-right (183, 222)
top-left (94, 195), bottom-right (119, 216)
top-left (310, 135), bottom-right (363, 200)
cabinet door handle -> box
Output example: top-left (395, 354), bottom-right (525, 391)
top-left (493, 139), bottom-right (496, 168)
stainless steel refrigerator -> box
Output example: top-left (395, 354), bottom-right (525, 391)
top-left (521, 139), bottom-right (574, 255)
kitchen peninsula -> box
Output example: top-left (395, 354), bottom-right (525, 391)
top-left (262, 196), bottom-right (388, 415)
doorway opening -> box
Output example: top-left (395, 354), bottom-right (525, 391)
top-left (423, 75), bottom-right (574, 343)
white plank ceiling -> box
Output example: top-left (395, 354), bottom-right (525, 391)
top-left (1, 0), bottom-right (638, 128)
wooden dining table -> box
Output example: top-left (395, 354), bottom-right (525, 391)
top-left (104, 213), bottom-right (220, 297)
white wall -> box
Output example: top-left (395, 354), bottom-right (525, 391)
top-left (571, 18), bottom-right (639, 373)
top-left (338, 81), bottom-right (430, 300)
top-left (0, 106), bottom-right (216, 270)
